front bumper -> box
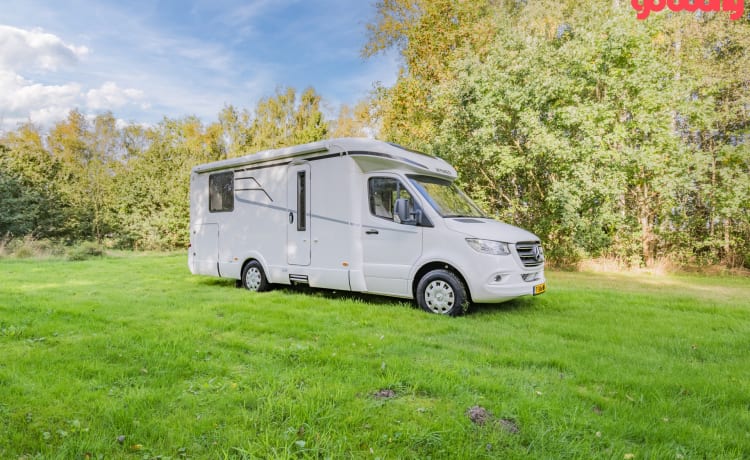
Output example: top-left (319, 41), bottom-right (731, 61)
top-left (467, 270), bottom-right (546, 303)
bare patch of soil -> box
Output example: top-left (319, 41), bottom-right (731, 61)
top-left (373, 389), bottom-right (396, 399)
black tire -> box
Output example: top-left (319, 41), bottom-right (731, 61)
top-left (415, 269), bottom-right (468, 316)
top-left (241, 260), bottom-right (269, 292)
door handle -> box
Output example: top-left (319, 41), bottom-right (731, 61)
top-left (289, 212), bottom-right (294, 224)
top-left (365, 229), bottom-right (379, 235)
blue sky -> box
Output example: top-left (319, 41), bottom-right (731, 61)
top-left (0, 0), bottom-right (399, 130)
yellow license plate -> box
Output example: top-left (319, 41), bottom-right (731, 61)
top-left (533, 283), bottom-right (546, 295)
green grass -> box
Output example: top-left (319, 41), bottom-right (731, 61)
top-left (1, 254), bottom-right (749, 459)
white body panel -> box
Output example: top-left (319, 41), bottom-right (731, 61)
top-left (188, 138), bottom-right (545, 304)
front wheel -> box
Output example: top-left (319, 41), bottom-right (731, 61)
top-left (241, 260), bottom-right (269, 292)
top-left (415, 269), bottom-right (468, 316)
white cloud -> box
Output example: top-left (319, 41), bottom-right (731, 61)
top-left (0, 70), bottom-right (80, 122)
top-left (0, 2), bottom-right (397, 132)
top-left (0, 25), bottom-right (150, 131)
top-left (0, 72), bottom-right (146, 131)
top-left (114, 118), bottom-right (148, 130)
top-left (0, 25), bottom-right (90, 130)
top-left (28, 105), bottom-right (78, 127)
top-left (86, 81), bottom-right (144, 110)
top-left (0, 25), bottom-right (88, 72)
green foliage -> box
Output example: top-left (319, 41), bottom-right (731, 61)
top-left (0, 86), bottom-right (331, 250)
top-left (1, 255), bottom-right (749, 457)
top-left (0, 236), bottom-right (66, 259)
top-left (0, 168), bottom-right (44, 237)
top-left (0, 126), bottom-right (68, 239)
top-left (429, 5), bottom-right (688, 265)
top-left (329, 101), bottom-right (371, 138)
top-left (366, 0), bottom-right (750, 268)
top-left (250, 86), bottom-right (329, 151)
top-left (47, 110), bottom-right (111, 241)
top-left (113, 116), bottom-right (225, 250)
top-left (364, 0), bottom-right (498, 146)
top-left (1, 5), bottom-right (747, 269)
top-left (66, 241), bottom-right (105, 261)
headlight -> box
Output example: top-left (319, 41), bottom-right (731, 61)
top-left (466, 238), bottom-right (511, 255)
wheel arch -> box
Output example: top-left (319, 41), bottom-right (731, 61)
top-left (240, 251), bottom-right (268, 274)
top-left (412, 261), bottom-right (473, 303)
top-left (240, 254), bottom-right (270, 280)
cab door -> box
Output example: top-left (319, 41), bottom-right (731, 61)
top-left (287, 163), bottom-right (311, 265)
top-left (361, 175), bottom-right (422, 296)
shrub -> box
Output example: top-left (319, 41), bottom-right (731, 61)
top-left (0, 234), bottom-right (8, 258)
top-left (66, 242), bottom-right (106, 261)
top-left (0, 235), bottom-right (65, 259)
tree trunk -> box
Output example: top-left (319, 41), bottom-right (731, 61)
top-left (723, 218), bottom-right (732, 266)
top-left (638, 183), bottom-right (655, 266)
top-left (640, 213), bottom-right (654, 267)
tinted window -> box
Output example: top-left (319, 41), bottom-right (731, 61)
top-left (368, 177), bottom-right (415, 222)
top-left (209, 171), bottom-right (234, 212)
top-left (297, 171), bottom-right (306, 231)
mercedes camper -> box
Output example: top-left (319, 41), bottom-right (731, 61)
top-left (188, 138), bottom-right (545, 315)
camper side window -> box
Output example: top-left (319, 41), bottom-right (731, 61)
top-left (209, 171), bottom-right (234, 212)
top-left (368, 177), bottom-right (414, 222)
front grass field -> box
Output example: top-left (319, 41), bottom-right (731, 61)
top-left (1, 254), bottom-right (748, 458)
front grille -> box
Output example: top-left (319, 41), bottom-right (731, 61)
top-left (516, 241), bottom-right (544, 267)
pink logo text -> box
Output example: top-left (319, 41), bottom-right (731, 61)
top-left (631, 0), bottom-right (745, 20)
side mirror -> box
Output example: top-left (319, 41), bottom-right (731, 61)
top-left (394, 198), bottom-right (410, 224)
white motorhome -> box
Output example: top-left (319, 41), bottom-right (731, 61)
top-left (188, 138), bottom-right (545, 315)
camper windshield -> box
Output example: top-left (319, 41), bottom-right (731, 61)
top-left (408, 175), bottom-right (486, 218)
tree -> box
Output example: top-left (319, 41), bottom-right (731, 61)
top-left (218, 104), bottom-right (253, 157)
top-left (363, 0), bottom-right (498, 147)
top-left (113, 116), bottom-right (224, 249)
top-left (85, 112), bottom-right (121, 241)
top-left (249, 87), bottom-right (329, 151)
top-left (329, 101), bottom-right (373, 138)
top-left (0, 124), bottom-right (67, 238)
top-left (292, 87), bottom-right (328, 144)
top-left (366, 0), bottom-right (750, 268)
top-left (47, 110), bottom-right (99, 240)
top-left (670, 14), bottom-right (750, 266)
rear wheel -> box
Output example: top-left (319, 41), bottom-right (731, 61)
top-left (241, 260), bottom-right (269, 292)
top-left (416, 269), bottom-right (468, 316)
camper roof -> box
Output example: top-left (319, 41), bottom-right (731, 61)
top-left (191, 137), bottom-right (457, 180)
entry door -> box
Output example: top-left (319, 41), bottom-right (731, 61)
top-left (287, 163), bottom-right (311, 265)
top-left (193, 223), bottom-right (218, 275)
